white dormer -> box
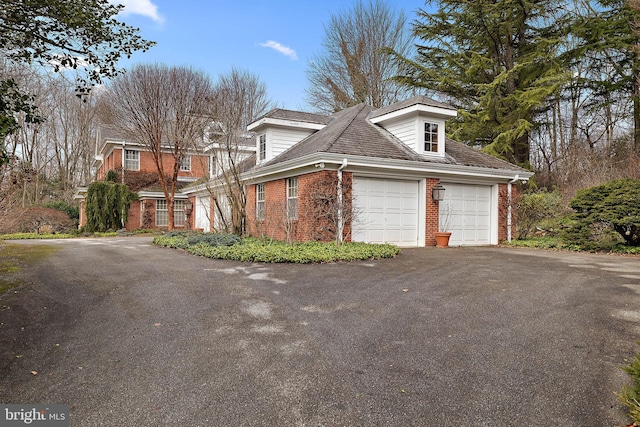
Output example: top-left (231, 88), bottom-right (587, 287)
top-left (247, 110), bottom-right (329, 164)
top-left (369, 98), bottom-right (457, 157)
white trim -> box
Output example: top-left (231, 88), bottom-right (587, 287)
top-left (243, 152), bottom-right (533, 183)
top-left (370, 104), bottom-right (457, 125)
top-left (248, 117), bottom-right (326, 132)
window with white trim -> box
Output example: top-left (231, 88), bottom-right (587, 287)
top-left (156, 199), bottom-right (186, 227)
top-left (259, 134), bottom-right (266, 161)
top-left (287, 177), bottom-right (298, 220)
top-left (180, 156), bottom-right (191, 171)
top-left (174, 200), bottom-right (185, 227)
top-left (256, 183), bottom-right (265, 221)
top-left (424, 122), bottom-right (439, 152)
top-left (156, 199), bottom-right (168, 226)
top-left (124, 150), bottom-right (140, 170)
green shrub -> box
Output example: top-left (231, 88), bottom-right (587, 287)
top-left (568, 179), bottom-right (640, 247)
top-left (515, 190), bottom-right (565, 239)
top-left (186, 232), bottom-right (241, 247)
top-left (44, 201), bottom-right (80, 221)
top-left (619, 343), bottom-right (640, 424)
top-left (0, 232), bottom-right (74, 240)
top-left (153, 234), bottom-right (400, 263)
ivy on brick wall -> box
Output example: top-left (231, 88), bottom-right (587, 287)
top-left (84, 175), bottom-right (137, 232)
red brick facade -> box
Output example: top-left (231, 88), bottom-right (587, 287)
top-left (96, 148), bottom-right (209, 182)
top-left (246, 170), bottom-right (353, 242)
top-left (246, 174), bottom-right (517, 246)
top-left (80, 144), bottom-right (208, 231)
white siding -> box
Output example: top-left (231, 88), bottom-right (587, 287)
top-left (270, 128), bottom-right (315, 159)
top-left (384, 118), bottom-right (417, 150)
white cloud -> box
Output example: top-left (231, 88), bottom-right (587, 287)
top-left (259, 40), bottom-right (298, 60)
top-left (111, 0), bottom-right (164, 24)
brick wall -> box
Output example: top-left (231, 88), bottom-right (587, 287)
top-left (497, 183), bottom-right (516, 243)
top-left (98, 148), bottom-right (209, 180)
top-left (425, 178), bottom-right (441, 246)
top-left (245, 170), bottom-right (352, 243)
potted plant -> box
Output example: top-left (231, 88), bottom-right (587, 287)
top-left (435, 202), bottom-right (453, 248)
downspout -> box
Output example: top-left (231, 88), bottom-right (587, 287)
top-left (121, 141), bottom-right (126, 184)
top-left (507, 175), bottom-right (520, 242)
top-left (337, 158), bottom-right (348, 243)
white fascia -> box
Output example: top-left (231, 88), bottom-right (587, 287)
top-left (370, 104), bottom-right (457, 125)
top-left (243, 152), bottom-right (533, 183)
top-left (247, 117), bottom-right (326, 132)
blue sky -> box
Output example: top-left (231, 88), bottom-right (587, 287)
top-left (113, 0), bottom-right (429, 111)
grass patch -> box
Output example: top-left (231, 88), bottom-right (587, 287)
top-left (0, 243), bottom-right (58, 294)
top-left (153, 233), bottom-right (400, 263)
top-left (505, 237), bottom-right (640, 255)
top-left (618, 343), bottom-right (640, 424)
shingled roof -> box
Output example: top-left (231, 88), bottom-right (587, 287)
top-left (258, 102), bottom-right (527, 173)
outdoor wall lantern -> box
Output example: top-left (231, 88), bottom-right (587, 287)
top-left (184, 199), bottom-right (194, 230)
top-left (431, 183), bottom-right (446, 201)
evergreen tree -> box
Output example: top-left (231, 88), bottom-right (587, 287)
top-left (568, 0), bottom-right (640, 152)
top-left (392, 0), bottom-right (566, 166)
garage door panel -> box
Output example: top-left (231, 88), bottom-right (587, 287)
top-left (353, 177), bottom-right (419, 246)
top-left (442, 183), bottom-right (492, 246)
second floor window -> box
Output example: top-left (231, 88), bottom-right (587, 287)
top-left (259, 134), bottom-right (266, 161)
top-left (125, 150), bottom-right (139, 170)
top-left (287, 177), bottom-right (298, 220)
top-left (256, 183), bottom-right (265, 221)
top-left (424, 123), bottom-right (439, 153)
top-left (180, 156), bottom-right (191, 171)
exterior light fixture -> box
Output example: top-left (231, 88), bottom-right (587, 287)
top-left (431, 183), bottom-right (446, 201)
top-left (184, 199), bottom-right (194, 230)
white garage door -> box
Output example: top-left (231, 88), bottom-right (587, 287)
top-left (352, 177), bottom-right (419, 246)
top-left (441, 183), bottom-right (492, 246)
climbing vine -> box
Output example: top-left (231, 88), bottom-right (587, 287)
top-left (84, 175), bottom-right (137, 232)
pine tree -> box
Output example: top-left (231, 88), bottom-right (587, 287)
top-left (392, 0), bottom-right (566, 166)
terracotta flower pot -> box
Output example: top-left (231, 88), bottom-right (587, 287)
top-left (435, 231), bottom-right (452, 248)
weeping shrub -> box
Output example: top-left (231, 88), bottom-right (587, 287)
top-left (84, 180), bottom-right (137, 232)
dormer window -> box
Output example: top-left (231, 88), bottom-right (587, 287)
top-left (424, 122), bottom-right (439, 153)
top-left (259, 134), bottom-right (266, 161)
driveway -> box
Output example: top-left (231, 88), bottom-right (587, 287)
top-left (1, 237), bottom-right (639, 426)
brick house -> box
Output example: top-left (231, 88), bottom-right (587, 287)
top-left (76, 126), bottom-right (252, 231)
top-left (188, 96), bottom-right (533, 246)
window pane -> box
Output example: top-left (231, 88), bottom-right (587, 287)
top-left (256, 184), bottom-right (265, 220)
top-left (174, 200), bottom-right (185, 227)
top-left (180, 156), bottom-right (191, 171)
top-left (156, 200), bottom-right (168, 226)
top-left (125, 150), bottom-right (139, 170)
top-left (287, 177), bottom-right (298, 219)
top-left (259, 134), bottom-right (266, 161)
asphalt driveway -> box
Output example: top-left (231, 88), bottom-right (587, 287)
top-left (1, 237), bottom-right (639, 426)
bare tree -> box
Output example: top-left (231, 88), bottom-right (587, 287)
top-left (305, 0), bottom-right (414, 113)
top-left (103, 64), bottom-right (213, 229)
top-left (203, 68), bottom-right (272, 234)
